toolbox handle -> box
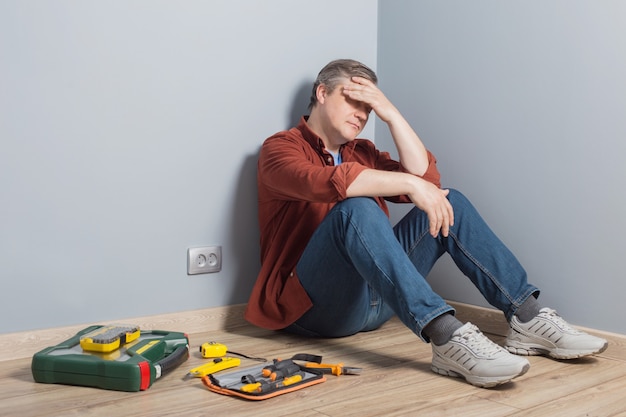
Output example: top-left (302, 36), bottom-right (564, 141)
top-left (155, 345), bottom-right (189, 378)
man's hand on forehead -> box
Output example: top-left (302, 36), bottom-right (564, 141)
top-left (342, 76), bottom-right (398, 123)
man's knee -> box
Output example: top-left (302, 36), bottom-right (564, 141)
top-left (446, 188), bottom-right (482, 224)
top-left (333, 197), bottom-right (388, 222)
top-left (446, 188), bottom-right (470, 208)
top-left (335, 197), bottom-right (379, 211)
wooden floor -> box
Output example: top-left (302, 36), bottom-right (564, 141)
top-left (1, 302), bottom-right (625, 417)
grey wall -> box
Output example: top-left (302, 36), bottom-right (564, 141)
top-left (3, 0), bottom-right (624, 336)
top-left (0, 0), bottom-right (378, 333)
top-left (378, 1), bottom-right (626, 334)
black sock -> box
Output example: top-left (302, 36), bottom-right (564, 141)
top-left (423, 312), bottom-right (464, 346)
top-left (515, 295), bottom-right (541, 323)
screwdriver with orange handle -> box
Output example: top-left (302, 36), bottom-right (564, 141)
top-left (262, 359), bottom-right (301, 381)
top-left (305, 362), bottom-right (362, 376)
top-left (240, 372), bottom-right (305, 393)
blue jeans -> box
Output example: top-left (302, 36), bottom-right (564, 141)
top-left (286, 189), bottom-right (539, 341)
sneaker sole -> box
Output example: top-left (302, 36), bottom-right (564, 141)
top-left (431, 360), bottom-right (530, 388)
top-left (505, 341), bottom-right (608, 360)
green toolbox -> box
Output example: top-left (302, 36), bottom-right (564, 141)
top-left (31, 325), bottom-right (189, 392)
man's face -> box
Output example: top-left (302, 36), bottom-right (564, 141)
top-left (317, 79), bottom-right (371, 147)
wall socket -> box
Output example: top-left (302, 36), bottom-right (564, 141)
top-left (187, 246), bottom-right (222, 275)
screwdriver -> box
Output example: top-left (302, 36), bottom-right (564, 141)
top-left (304, 362), bottom-right (362, 376)
top-left (240, 372), bottom-right (304, 393)
top-left (262, 359), bottom-right (301, 381)
top-left (236, 359), bottom-right (299, 385)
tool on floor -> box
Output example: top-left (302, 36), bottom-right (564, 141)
top-left (32, 325), bottom-right (189, 392)
top-left (200, 342), bottom-right (266, 362)
top-left (240, 371), bottom-right (305, 393)
top-left (304, 362), bottom-right (362, 376)
top-left (184, 357), bottom-right (241, 380)
top-left (262, 359), bottom-right (302, 381)
top-left (236, 359), bottom-right (301, 384)
top-left (202, 353), bottom-right (358, 400)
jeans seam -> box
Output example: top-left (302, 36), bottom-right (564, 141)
top-left (406, 227), bottom-right (433, 259)
top-left (341, 209), bottom-right (397, 292)
top-left (447, 230), bottom-right (517, 307)
top-left (340, 208), bottom-right (427, 334)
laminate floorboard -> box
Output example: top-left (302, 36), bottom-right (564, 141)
top-left (1, 302), bottom-right (624, 417)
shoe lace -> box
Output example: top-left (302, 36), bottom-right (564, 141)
top-left (539, 308), bottom-right (581, 334)
top-left (458, 323), bottom-right (503, 357)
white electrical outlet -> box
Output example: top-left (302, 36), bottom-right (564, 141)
top-left (187, 246), bottom-right (222, 275)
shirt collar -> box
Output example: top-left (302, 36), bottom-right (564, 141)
top-left (297, 115), bottom-right (357, 154)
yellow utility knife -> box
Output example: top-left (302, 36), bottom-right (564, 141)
top-left (184, 357), bottom-right (240, 380)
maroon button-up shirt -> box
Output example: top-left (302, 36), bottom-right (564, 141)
top-left (244, 117), bottom-right (442, 330)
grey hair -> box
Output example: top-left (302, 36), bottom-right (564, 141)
top-left (308, 59), bottom-right (378, 110)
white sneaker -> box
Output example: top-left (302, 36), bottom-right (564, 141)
top-left (431, 322), bottom-right (530, 388)
top-left (505, 307), bottom-right (608, 359)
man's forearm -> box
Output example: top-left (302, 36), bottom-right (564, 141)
top-left (341, 77), bottom-right (430, 176)
top-left (386, 113), bottom-right (430, 176)
top-left (346, 169), bottom-right (417, 198)
top-left (346, 168), bottom-right (453, 238)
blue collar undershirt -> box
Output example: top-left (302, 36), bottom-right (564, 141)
top-left (327, 149), bottom-right (342, 165)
